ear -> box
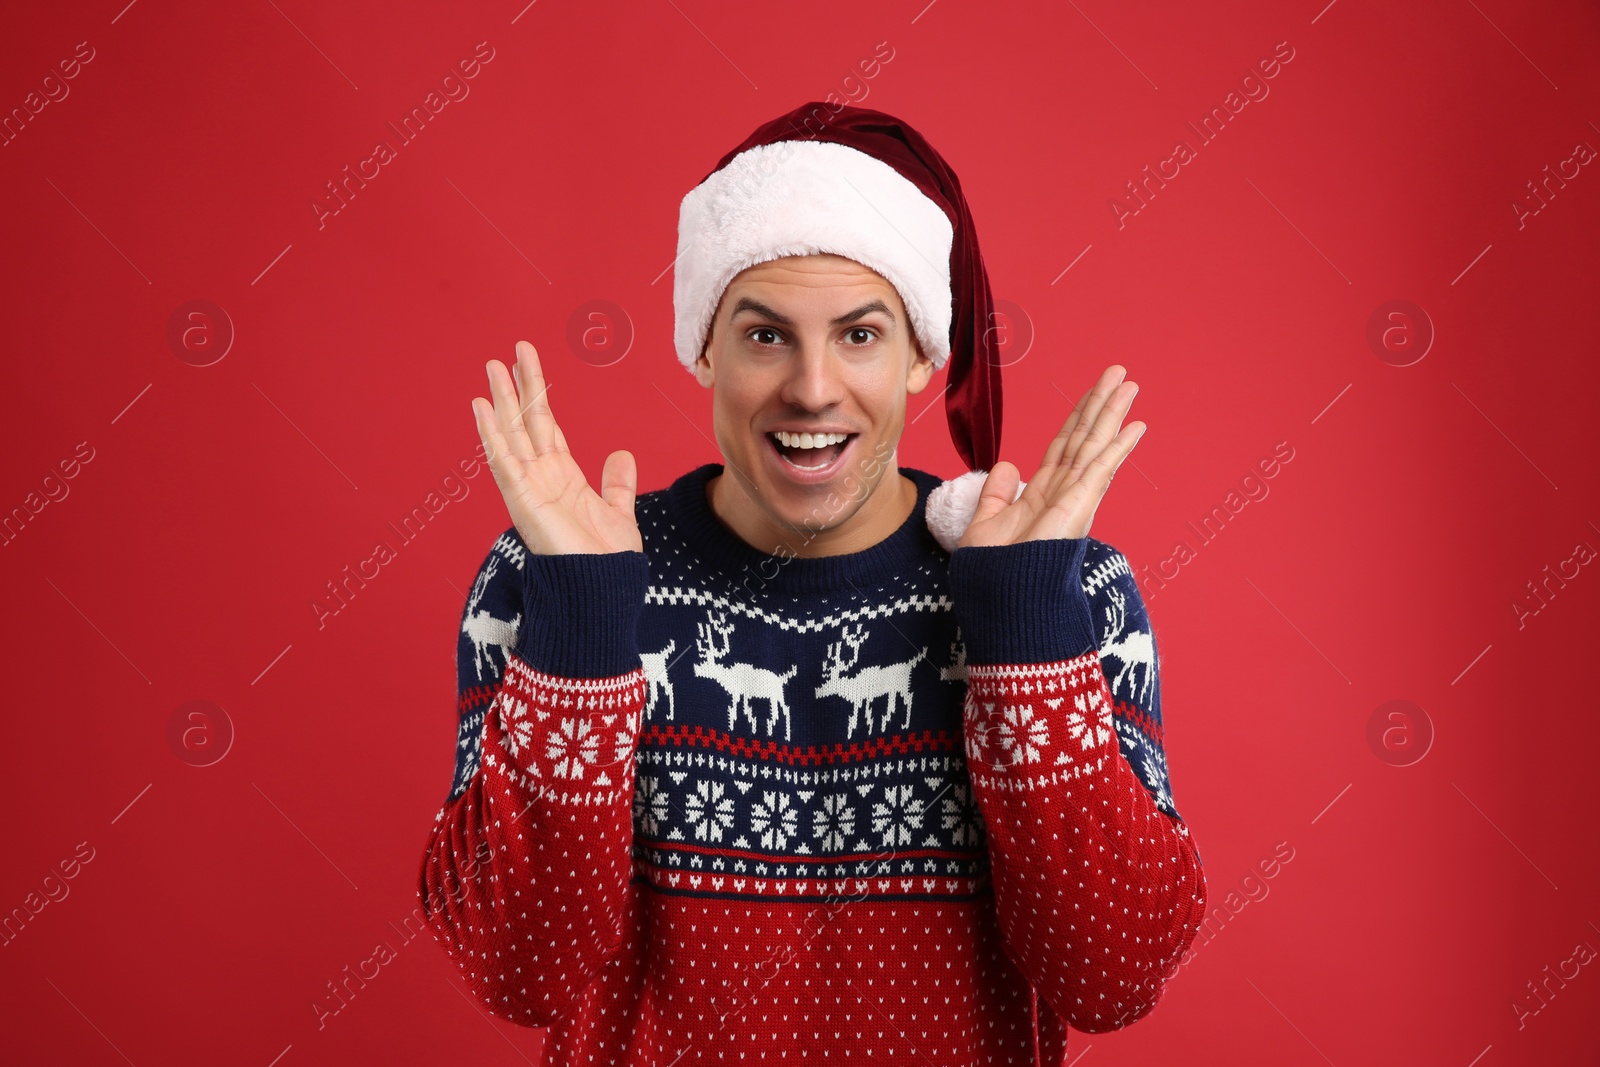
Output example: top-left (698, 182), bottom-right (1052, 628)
top-left (691, 332), bottom-right (714, 388)
top-left (905, 337), bottom-right (935, 395)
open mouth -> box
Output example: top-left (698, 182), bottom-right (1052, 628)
top-left (766, 430), bottom-right (858, 477)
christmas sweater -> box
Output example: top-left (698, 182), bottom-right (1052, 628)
top-left (418, 462), bottom-right (1206, 1065)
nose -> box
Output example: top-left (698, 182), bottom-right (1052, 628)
top-left (778, 336), bottom-right (847, 413)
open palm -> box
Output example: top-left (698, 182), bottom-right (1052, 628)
top-left (472, 340), bottom-right (642, 556)
top-left (958, 364), bottom-right (1145, 549)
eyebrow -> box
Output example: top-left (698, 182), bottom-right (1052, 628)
top-left (729, 297), bottom-right (896, 328)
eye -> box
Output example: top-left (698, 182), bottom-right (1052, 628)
top-left (747, 327), bottom-right (785, 347)
top-left (844, 327), bottom-right (877, 345)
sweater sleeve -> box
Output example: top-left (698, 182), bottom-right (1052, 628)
top-left (947, 535), bottom-right (1206, 1034)
top-left (417, 527), bottom-right (650, 1028)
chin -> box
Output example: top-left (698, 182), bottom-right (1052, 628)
top-left (784, 491), bottom-right (864, 534)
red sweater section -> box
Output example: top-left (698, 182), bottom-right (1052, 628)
top-left (419, 644), bottom-right (1205, 1063)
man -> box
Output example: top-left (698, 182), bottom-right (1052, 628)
top-left (419, 102), bottom-right (1205, 1065)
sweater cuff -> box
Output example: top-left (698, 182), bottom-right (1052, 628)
top-left (947, 538), bottom-right (1097, 666)
top-left (516, 551), bottom-right (650, 679)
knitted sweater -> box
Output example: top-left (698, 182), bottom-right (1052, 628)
top-left (418, 462), bottom-right (1206, 1065)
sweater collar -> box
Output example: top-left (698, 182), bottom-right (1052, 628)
top-left (662, 462), bottom-right (947, 597)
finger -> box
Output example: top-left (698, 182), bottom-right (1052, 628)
top-left (1041, 365), bottom-right (1126, 474)
top-left (1081, 420), bottom-right (1146, 498)
top-left (1037, 421), bottom-right (1143, 541)
top-left (551, 410), bottom-right (569, 454)
top-left (514, 340), bottom-right (558, 455)
top-left (487, 357), bottom-right (537, 467)
top-left (1061, 366), bottom-right (1128, 468)
top-left (472, 394), bottom-right (524, 492)
top-left (1064, 378), bottom-right (1138, 482)
top-left (601, 449), bottom-right (638, 518)
top-left (971, 461), bottom-right (1022, 527)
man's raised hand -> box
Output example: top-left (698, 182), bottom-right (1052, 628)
top-left (472, 340), bottom-right (642, 556)
top-left (957, 364), bottom-right (1145, 550)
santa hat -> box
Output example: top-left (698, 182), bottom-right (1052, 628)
top-left (672, 101), bottom-right (1023, 553)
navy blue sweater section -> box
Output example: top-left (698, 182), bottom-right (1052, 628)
top-left (448, 463), bottom-right (1185, 820)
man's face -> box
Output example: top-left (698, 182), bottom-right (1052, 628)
top-left (692, 253), bottom-right (935, 541)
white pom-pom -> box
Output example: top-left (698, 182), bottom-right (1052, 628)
top-left (924, 469), bottom-right (1026, 553)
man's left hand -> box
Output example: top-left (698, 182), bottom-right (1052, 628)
top-left (957, 364), bottom-right (1145, 549)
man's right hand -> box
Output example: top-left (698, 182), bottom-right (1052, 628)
top-left (472, 340), bottom-right (642, 556)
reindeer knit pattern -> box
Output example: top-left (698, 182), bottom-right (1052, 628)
top-left (419, 463), bottom-right (1206, 1065)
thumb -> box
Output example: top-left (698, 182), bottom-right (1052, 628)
top-left (971, 462), bottom-right (1020, 526)
top-left (600, 449), bottom-right (638, 519)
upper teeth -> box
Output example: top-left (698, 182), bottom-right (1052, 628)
top-left (773, 431), bottom-right (850, 449)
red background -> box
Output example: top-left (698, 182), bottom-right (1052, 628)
top-left (2, 0), bottom-right (1598, 1063)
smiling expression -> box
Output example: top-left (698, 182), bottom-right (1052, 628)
top-left (692, 254), bottom-right (937, 558)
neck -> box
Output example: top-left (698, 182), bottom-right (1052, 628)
top-left (706, 467), bottom-right (919, 558)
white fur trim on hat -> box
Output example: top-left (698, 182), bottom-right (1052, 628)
top-left (674, 140), bottom-right (954, 372)
top-left (924, 469), bottom-right (1027, 554)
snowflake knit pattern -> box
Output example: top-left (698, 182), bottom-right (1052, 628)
top-left (418, 463), bottom-right (1207, 1065)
